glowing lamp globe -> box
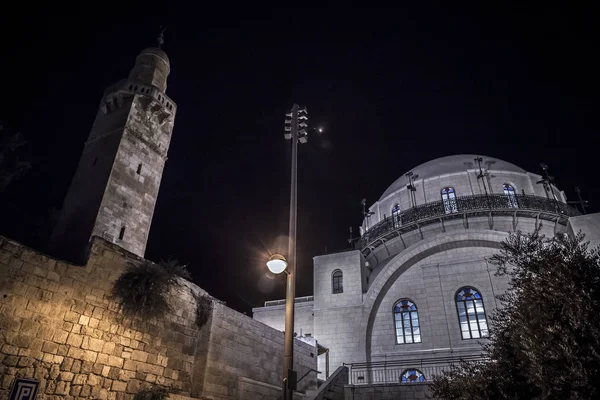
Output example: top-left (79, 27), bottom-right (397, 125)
top-left (266, 254), bottom-right (288, 274)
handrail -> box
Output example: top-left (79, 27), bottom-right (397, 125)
top-left (357, 193), bottom-right (578, 251)
top-left (344, 354), bottom-right (487, 385)
top-left (297, 368), bottom-right (321, 385)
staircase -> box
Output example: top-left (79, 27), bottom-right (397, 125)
top-left (305, 366), bottom-right (349, 400)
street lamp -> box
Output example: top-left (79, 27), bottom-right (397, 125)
top-left (266, 254), bottom-right (288, 274)
top-left (269, 104), bottom-right (308, 400)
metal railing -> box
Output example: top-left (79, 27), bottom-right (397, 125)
top-left (344, 354), bottom-right (486, 385)
top-left (264, 295), bottom-right (314, 307)
top-left (357, 193), bottom-right (579, 251)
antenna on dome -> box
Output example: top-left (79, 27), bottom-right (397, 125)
top-left (348, 226), bottom-right (360, 248)
top-left (536, 163), bottom-right (561, 213)
top-left (157, 25), bottom-right (167, 48)
top-left (567, 186), bottom-right (588, 214)
top-left (474, 157), bottom-right (490, 196)
top-left (406, 172), bottom-right (418, 208)
top-left (361, 198), bottom-right (375, 230)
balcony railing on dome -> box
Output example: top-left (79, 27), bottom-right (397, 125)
top-left (357, 193), bottom-right (579, 252)
top-left (344, 354), bottom-right (486, 385)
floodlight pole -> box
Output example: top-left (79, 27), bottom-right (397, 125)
top-left (282, 103), bottom-right (307, 400)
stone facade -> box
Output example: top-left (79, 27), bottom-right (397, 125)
top-left (253, 300), bottom-right (315, 337)
top-left (49, 46), bottom-right (176, 262)
top-left (344, 383), bottom-right (429, 400)
top-left (0, 235), bottom-right (317, 399)
top-left (253, 155), bottom-right (600, 387)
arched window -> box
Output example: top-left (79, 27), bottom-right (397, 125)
top-left (441, 187), bottom-right (458, 214)
top-left (332, 270), bottom-right (343, 294)
top-left (393, 299), bottom-right (421, 344)
top-left (401, 369), bottom-right (425, 383)
top-left (392, 204), bottom-right (401, 226)
top-left (456, 287), bottom-right (488, 339)
top-left (503, 184), bottom-right (518, 208)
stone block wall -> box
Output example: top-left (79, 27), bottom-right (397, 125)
top-left (252, 301), bottom-right (315, 337)
top-left (0, 235), bottom-right (317, 399)
top-left (567, 212), bottom-right (600, 249)
top-left (344, 383), bottom-right (431, 399)
top-left (201, 303), bottom-right (317, 399)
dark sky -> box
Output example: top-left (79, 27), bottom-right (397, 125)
top-left (0, 6), bottom-right (597, 314)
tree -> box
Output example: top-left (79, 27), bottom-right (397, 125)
top-left (431, 228), bottom-right (600, 400)
top-left (0, 124), bottom-right (31, 191)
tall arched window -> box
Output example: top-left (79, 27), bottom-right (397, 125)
top-left (393, 299), bottom-right (421, 344)
top-left (400, 369), bottom-right (426, 383)
top-left (503, 183), bottom-right (518, 208)
top-left (392, 204), bottom-right (401, 226)
top-left (441, 187), bottom-right (458, 214)
top-left (332, 270), bottom-right (343, 294)
top-left (456, 287), bottom-right (488, 339)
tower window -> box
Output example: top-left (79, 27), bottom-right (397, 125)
top-left (456, 287), bottom-right (489, 339)
top-left (119, 226), bottom-right (126, 240)
top-left (137, 164), bottom-right (142, 174)
top-left (332, 270), bottom-right (343, 294)
top-left (441, 187), bottom-right (458, 214)
top-left (394, 299), bottom-right (421, 344)
top-left (503, 184), bottom-right (518, 208)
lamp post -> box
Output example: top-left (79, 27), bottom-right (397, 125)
top-left (267, 104), bottom-right (308, 400)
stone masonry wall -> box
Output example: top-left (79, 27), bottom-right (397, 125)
top-left (201, 303), bottom-right (317, 400)
top-left (0, 235), bottom-right (205, 398)
top-left (344, 383), bottom-right (431, 399)
top-left (0, 235), bottom-right (317, 399)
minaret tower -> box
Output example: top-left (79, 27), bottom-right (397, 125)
top-left (50, 31), bottom-right (176, 262)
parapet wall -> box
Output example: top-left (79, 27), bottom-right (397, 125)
top-left (0, 235), bottom-right (317, 399)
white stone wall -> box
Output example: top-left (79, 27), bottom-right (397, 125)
top-left (313, 251), bottom-right (364, 310)
top-left (252, 301), bottom-right (315, 337)
top-left (567, 212), bottom-right (600, 249)
top-left (369, 248), bottom-right (506, 360)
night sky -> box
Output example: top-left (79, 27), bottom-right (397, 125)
top-left (0, 6), bottom-right (597, 314)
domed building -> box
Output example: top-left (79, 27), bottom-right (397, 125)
top-left (253, 154), bottom-right (599, 386)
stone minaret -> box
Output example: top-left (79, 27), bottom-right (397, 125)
top-left (50, 35), bottom-right (176, 262)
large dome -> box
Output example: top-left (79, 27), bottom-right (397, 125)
top-left (379, 154), bottom-right (527, 200)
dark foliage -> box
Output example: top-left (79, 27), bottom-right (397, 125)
top-left (133, 386), bottom-right (169, 400)
top-left (194, 293), bottom-right (213, 329)
top-left (0, 125), bottom-right (31, 191)
top-left (431, 228), bottom-right (600, 399)
top-left (111, 259), bottom-right (190, 319)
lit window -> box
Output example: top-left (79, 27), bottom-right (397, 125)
top-left (394, 299), bottom-right (421, 344)
top-left (441, 187), bottom-right (458, 213)
top-left (401, 369), bottom-right (425, 383)
top-left (456, 287), bottom-right (488, 339)
top-left (503, 184), bottom-right (518, 208)
top-left (392, 203), bottom-right (401, 226)
top-left (332, 270), bottom-right (343, 294)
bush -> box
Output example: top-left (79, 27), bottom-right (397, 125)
top-left (431, 228), bottom-right (600, 399)
top-left (111, 259), bottom-right (190, 319)
top-left (194, 293), bottom-right (213, 329)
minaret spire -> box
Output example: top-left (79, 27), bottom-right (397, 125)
top-left (157, 25), bottom-right (166, 48)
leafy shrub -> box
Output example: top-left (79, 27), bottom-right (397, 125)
top-left (111, 259), bottom-right (190, 319)
top-left (194, 293), bottom-right (213, 329)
